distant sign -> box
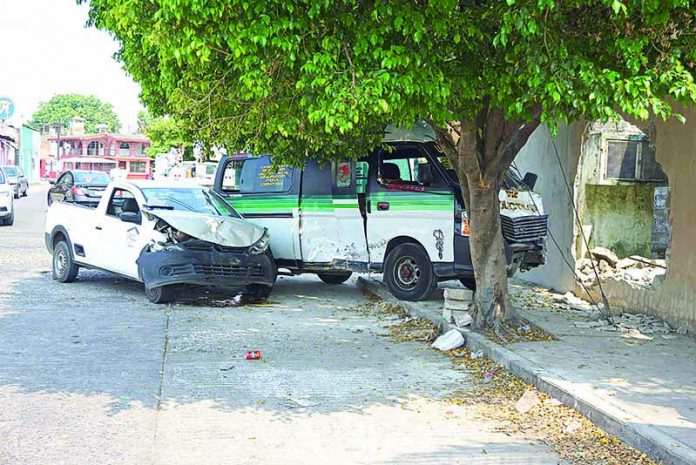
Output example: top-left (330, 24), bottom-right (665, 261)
top-left (0, 97), bottom-right (14, 119)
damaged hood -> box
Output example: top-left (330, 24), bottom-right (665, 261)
top-left (148, 210), bottom-right (265, 247)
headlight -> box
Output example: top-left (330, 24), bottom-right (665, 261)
top-left (249, 230), bottom-right (270, 255)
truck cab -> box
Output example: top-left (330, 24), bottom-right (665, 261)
top-left (213, 128), bottom-right (547, 301)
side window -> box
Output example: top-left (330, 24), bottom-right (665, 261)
top-left (240, 158), bottom-right (292, 194)
top-left (106, 188), bottom-right (137, 217)
top-left (334, 161), bottom-right (352, 188)
top-left (59, 173), bottom-right (73, 188)
top-left (377, 147), bottom-right (445, 190)
top-left (221, 159), bottom-right (246, 192)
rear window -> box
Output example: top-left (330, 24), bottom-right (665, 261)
top-left (73, 171), bottom-right (110, 184)
top-left (222, 157), bottom-right (293, 194)
top-left (3, 166), bottom-right (17, 177)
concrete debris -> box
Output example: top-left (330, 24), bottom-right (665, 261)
top-left (431, 329), bottom-right (466, 351)
top-left (576, 251), bottom-right (667, 289)
top-left (620, 329), bottom-right (654, 341)
top-left (453, 311), bottom-right (473, 328)
top-left (444, 288), bottom-right (474, 302)
top-left (515, 390), bottom-right (540, 414)
top-left (590, 247), bottom-right (619, 267)
top-left (563, 420), bottom-right (583, 434)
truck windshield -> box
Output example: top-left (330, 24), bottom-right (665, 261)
top-left (74, 171), bottom-right (110, 184)
top-left (3, 166), bottom-right (17, 177)
top-left (141, 187), bottom-right (241, 218)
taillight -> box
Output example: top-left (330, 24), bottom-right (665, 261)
top-left (461, 211), bottom-right (470, 236)
top-left (71, 186), bottom-right (85, 196)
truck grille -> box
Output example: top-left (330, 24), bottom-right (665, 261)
top-left (501, 215), bottom-right (548, 243)
top-left (181, 240), bottom-right (246, 253)
top-left (193, 263), bottom-right (265, 278)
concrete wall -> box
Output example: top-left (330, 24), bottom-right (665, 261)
top-left (516, 106), bottom-right (696, 334)
top-left (513, 123), bottom-right (583, 292)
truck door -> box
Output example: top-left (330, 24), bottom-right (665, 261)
top-left (215, 156), bottom-right (301, 263)
top-left (91, 187), bottom-right (146, 278)
top-left (365, 144), bottom-right (455, 267)
top-left (298, 161), bottom-right (369, 268)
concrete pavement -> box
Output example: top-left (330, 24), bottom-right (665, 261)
top-left (0, 186), bottom-right (567, 464)
top-left (358, 276), bottom-right (696, 465)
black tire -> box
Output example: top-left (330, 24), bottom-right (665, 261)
top-left (53, 240), bottom-right (79, 283)
top-left (2, 210), bottom-right (13, 226)
top-left (245, 284), bottom-right (274, 299)
top-left (22, 186), bottom-right (28, 197)
top-left (459, 277), bottom-right (476, 291)
top-left (145, 285), bottom-right (176, 304)
top-left (383, 243), bottom-right (438, 301)
top-left (317, 272), bottom-right (352, 285)
top-left (13, 190), bottom-right (19, 199)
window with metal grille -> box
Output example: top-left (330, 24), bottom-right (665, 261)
top-left (605, 139), bottom-right (667, 182)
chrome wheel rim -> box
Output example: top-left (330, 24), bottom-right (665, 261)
top-left (393, 256), bottom-right (420, 291)
top-left (54, 249), bottom-right (67, 277)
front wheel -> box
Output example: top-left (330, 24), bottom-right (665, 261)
top-left (384, 243), bottom-right (438, 301)
top-left (244, 284), bottom-right (273, 300)
top-left (53, 240), bottom-right (79, 283)
top-left (145, 285), bottom-right (176, 304)
top-left (2, 210), bottom-right (14, 226)
top-left (317, 272), bottom-right (352, 285)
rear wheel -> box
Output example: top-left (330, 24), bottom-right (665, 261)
top-left (53, 240), bottom-right (79, 283)
top-left (384, 243), bottom-right (438, 301)
top-left (2, 210), bottom-right (14, 226)
top-left (317, 272), bottom-right (352, 285)
top-left (145, 285), bottom-right (176, 304)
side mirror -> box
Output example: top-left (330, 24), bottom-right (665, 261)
top-left (417, 164), bottom-right (434, 185)
top-left (522, 172), bottom-right (538, 191)
top-left (48, 179), bottom-right (55, 185)
top-left (120, 211), bottom-right (141, 224)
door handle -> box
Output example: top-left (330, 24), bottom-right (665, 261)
top-left (95, 225), bottom-right (102, 231)
top-left (377, 202), bottom-right (390, 211)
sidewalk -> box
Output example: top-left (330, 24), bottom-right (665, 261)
top-left (358, 276), bottom-right (696, 465)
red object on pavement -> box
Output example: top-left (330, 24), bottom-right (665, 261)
top-left (245, 350), bottom-right (261, 360)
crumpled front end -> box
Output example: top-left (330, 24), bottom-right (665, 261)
top-left (137, 239), bottom-right (276, 290)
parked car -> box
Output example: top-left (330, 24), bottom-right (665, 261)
top-left (45, 180), bottom-right (276, 303)
top-left (1, 165), bottom-right (28, 198)
top-left (47, 170), bottom-right (110, 206)
top-left (213, 123), bottom-right (548, 301)
top-left (0, 167), bottom-right (15, 225)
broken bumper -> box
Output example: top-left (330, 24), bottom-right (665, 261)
top-left (137, 245), bottom-right (276, 290)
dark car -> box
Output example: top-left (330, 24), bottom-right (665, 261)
top-left (48, 170), bottom-right (110, 206)
top-left (1, 165), bottom-right (28, 198)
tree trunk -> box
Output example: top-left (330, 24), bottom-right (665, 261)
top-left (465, 174), bottom-right (516, 331)
top-left (431, 106), bottom-right (541, 333)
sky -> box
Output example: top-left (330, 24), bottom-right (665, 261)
top-left (0, 0), bottom-right (144, 132)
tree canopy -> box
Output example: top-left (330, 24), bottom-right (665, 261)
top-left (137, 110), bottom-right (191, 156)
top-left (82, 0), bottom-right (695, 159)
top-left (30, 94), bottom-right (121, 133)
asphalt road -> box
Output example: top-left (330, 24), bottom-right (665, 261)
top-left (0, 184), bottom-right (566, 464)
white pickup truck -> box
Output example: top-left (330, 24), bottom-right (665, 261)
top-left (45, 180), bottom-right (276, 303)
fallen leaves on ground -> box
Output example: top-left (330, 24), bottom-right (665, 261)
top-left (445, 348), bottom-right (656, 465)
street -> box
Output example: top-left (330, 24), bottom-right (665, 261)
top-left (0, 185), bottom-right (567, 464)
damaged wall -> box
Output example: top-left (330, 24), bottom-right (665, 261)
top-left (512, 123), bottom-right (583, 293)
top-left (515, 104), bottom-right (696, 335)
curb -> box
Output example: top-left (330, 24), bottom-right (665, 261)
top-left (357, 276), bottom-right (696, 465)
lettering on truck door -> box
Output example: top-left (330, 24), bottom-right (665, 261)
top-left (365, 144), bottom-right (455, 267)
top-left (298, 161), bottom-right (369, 268)
top-left (218, 157), bottom-right (301, 262)
top-left (93, 187), bottom-right (145, 278)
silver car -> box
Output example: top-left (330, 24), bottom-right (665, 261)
top-left (1, 165), bottom-right (28, 198)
